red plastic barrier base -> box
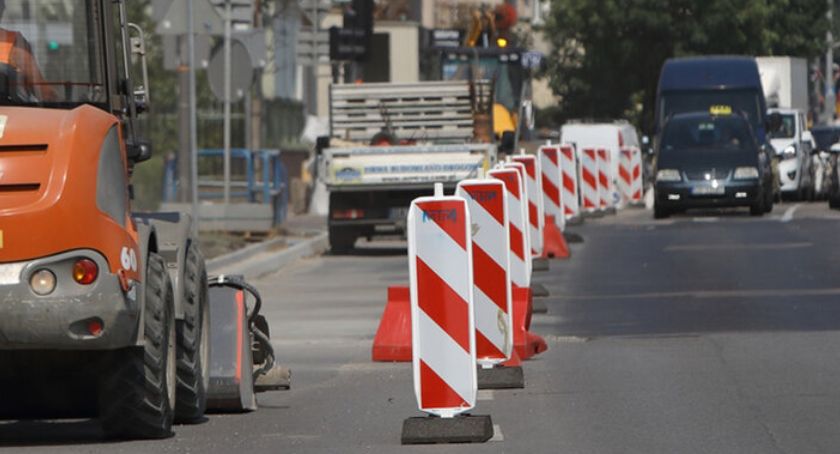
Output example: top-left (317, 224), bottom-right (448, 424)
top-left (502, 348), bottom-right (523, 367)
top-left (371, 286), bottom-right (412, 362)
top-left (512, 286), bottom-right (548, 360)
top-left (542, 215), bottom-right (570, 259)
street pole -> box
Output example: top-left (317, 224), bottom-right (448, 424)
top-left (188, 0), bottom-right (199, 233)
top-left (827, 0), bottom-right (835, 124)
top-left (223, 0), bottom-right (233, 204)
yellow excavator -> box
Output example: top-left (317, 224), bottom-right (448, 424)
top-left (439, 4), bottom-right (535, 147)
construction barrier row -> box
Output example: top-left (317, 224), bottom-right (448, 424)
top-left (372, 143), bottom-right (643, 444)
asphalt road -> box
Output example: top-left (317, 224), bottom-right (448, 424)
top-left (5, 202), bottom-right (840, 453)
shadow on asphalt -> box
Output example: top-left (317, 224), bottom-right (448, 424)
top-left (0, 419), bottom-right (108, 446)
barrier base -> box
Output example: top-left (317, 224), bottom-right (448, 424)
top-left (512, 286), bottom-right (548, 359)
top-left (564, 232), bottom-right (584, 244)
top-left (532, 257), bottom-right (550, 272)
top-left (531, 283), bottom-right (550, 298)
top-left (401, 415), bottom-right (493, 444)
top-left (542, 216), bottom-right (571, 259)
top-left (371, 286), bottom-right (412, 362)
top-left (566, 215), bottom-right (584, 226)
top-left (477, 366), bottom-right (524, 389)
top-left (605, 207), bottom-right (617, 215)
top-left (531, 297), bottom-right (548, 314)
top-left (515, 331), bottom-right (549, 360)
top-left (502, 349), bottom-right (523, 367)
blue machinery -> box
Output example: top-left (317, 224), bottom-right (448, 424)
top-left (163, 148), bottom-right (289, 226)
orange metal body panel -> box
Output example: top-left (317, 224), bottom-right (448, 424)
top-left (0, 105), bottom-right (140, 280)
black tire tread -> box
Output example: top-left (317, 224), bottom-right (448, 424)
top-left (175, 243), bottom-right (209, 422)
top-left (100, 253), bottom-right (174, 439)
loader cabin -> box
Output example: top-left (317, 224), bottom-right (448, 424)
top-left (0, 0), bottom-right (145, 155)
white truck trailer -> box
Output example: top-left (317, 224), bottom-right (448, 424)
top-left (318, 81), bottom-right (499, 253)
top-left (756, 56), bottom-right (809, 112)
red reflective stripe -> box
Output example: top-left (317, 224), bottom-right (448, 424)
top-left (584, 149), bottom-right (596, 160)
top-left (476, 330), bottom-right (506, 360)
top-left (563, 171), bottom-right (576, 193)
top-left (599, 169), bottom-right (609, 187)
top-left (633, 164), bottom-right (641, 180)
top-left (583, 196), bottom-right (596, 208)
top-left (528, 202), bottom-right (538, 228)
top-left (417, 200), bottom-right (467, 251)
top-left (473, 244), bottom-right (507, 311)
top-left (582, 167), bottom-right (597, 189)
top-left (542, 174), bottom-right (560, 205)
top-left (463, 184), bottom-right (504, 225)
top-left (514, 157), bottom-right (536, 179)
top-left (490, 170), bottom-right (521, 199)
top-left (416, 257), bottom-right (471, 353)
top-left (561, 146), bottom-right (574, 160)
top-left (510, 224), bottom-right (524, 260)
top-left (618, 165), bottom-right (631, 185)
top-left (544, 148), bottom-right (559, 166)
top-left (420, 359), bottom-right (469, 409)
top-left (633, 190), bottom-right (642, 200)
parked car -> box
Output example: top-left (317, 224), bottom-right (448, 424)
top-left (654, 109), bottom-right (774, 218)
top-left (767, 108), bottom-right (815, 200)
top-left (810, 125), bottom-right (840, 205)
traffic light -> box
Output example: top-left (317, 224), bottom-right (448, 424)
top-left (328, 0), bottom-right (373, 62)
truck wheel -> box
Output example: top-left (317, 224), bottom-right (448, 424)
top-left (100, 253), bottom-right (176, 439)
top-left (329, 227), bottom-right (356, 254)
top-left (175, 243), bottom-right (209, 423)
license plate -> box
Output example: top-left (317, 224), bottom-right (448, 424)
top-left (389, 207), bottom-right (410, 221)
top-left (692, 184), bottom-right (725, 195)
top-left (0, 263), bottom-right (23, 285)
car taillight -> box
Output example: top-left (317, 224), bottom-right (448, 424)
top-left (332, 209), bottom-right (365, 220)
top-left (73, 259), bottom-right (98, 285)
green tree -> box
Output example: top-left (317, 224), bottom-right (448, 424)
top-left (543, 0), bottom-right (829, 134)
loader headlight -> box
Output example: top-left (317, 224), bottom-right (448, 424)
top-left (30, 269), bottom-right (56, 296)
top-left (656, 169), bottom-right (681, 182)
top-left (734, 167), bottom-right (759, 179)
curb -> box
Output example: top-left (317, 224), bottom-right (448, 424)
top-left (207, 232), bottom-right (329, 280)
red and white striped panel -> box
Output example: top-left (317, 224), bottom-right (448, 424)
top-left (510, 155), bottom-right (544, 256)
top-left (456, 180), bottom-right (513, 365)
top-left (538, 145), bottom-right (565, 231)
top-left (503, 161), bottom-right (533, 273)
top-left (617, 148), bottom-right (634, 204)
top-left (579, 148), bottom-right (599, 213)
top-left (488, 168), bottom-right (531, 289)
top-left (596, 148), bottom-right (611, 210)
top-left (407, 195), bottom-right (476, 418)
top-left (629, 147), bottom-right (643, 203)
top-left (560, 144), bottom-right (579, 219)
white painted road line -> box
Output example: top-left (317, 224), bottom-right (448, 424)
top-left (477, 390), bottom-right (495, 401)
top-left (490, 424), bottom-right (504, 442)
top-left (781, 204), bottom-right (801, 222)
top-left (665, 242), bottom-right (812, 252)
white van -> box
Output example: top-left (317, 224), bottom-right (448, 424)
top-left (560, 121), bottom-right (641, 204)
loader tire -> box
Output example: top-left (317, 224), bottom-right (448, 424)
top-left (175, 243), bottom-right (210, 422)
top-left (100, 253), bottom-right (176, 439)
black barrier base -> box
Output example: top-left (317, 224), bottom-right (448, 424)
top-left (533, 258), bottom-right (550, 272)
top-left (584, 211), bottom-right (605, 219)
top-left (605, 207), bottom-right (618, 215)
top-left (531, 297), bottom-right (548, 313)
top-left (564, 232), bottom-right (584, 244)
top-left (477, 366), bottom-right (524, 389)
top-left (566, 216), bottom-right (584, 226)
top-left (531, 283), bottom-right (550, 298)
top-left (401, 414), bottom-right (493, 444)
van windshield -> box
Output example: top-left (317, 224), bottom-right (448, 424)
top-left (661, 115), bottom-right (756, 154)
top-left (660, 90), bottom-right (762, 131)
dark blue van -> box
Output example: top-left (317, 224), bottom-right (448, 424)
top-left (655, 56), bottom-right (769, 143)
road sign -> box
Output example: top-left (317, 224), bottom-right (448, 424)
top-left (207, 40), bottom-right (254, 101)
top-left (156, 0), bottom-right (224, 36)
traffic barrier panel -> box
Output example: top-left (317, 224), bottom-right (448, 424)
top-left (538, 145), bottom-right (570, 259)
top-left (511, 154), bottom-right (544, 257)
top-left (488, 168), bottom-right (547, 361)
top-left (560, 144), bottom-right (580, 220)
top-left (500, 161), bottom-right (533, 278)
top-left (457, 179), bottom-right (524, 389)
top-left (617, 148), bottom-right (634, 205)
top-left (597, 148), bottom-right (611, 210)
top-left (579, 148), bottom-right (599, 213)
top-left (456, 179), bottom-right (513, 367)
top-left (401, 184), bottom-right (492, 444)
top-left (630, 147), bottom-right (644, 204)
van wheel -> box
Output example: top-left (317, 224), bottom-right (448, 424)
top-left (175, 244), bottom-right (209, 423)
top-left (750, 200), bottom-right (765, 216)
top-left (100, 253), bottom-right (176, 439)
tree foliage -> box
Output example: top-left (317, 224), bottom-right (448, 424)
top-left (543, 0), bottom-right (829, 133)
